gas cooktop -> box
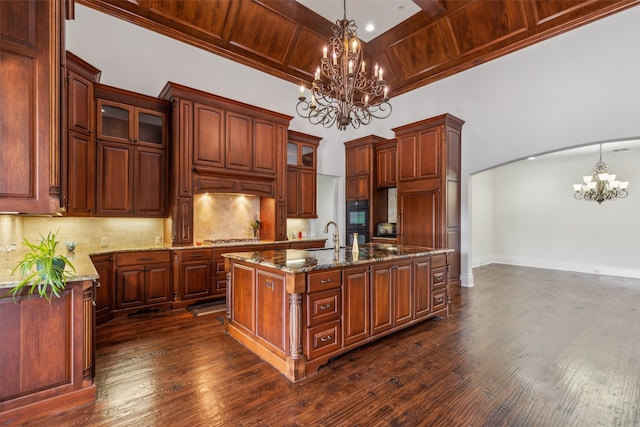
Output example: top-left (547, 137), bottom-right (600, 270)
top-left (203, 238), bottom-right (259, 244)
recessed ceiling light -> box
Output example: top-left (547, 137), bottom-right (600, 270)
top-left (365, 23), bottom-right (374, 32)
top-left (528, 156), bottom-right (536, 160)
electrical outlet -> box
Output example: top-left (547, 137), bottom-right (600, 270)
top-left (155, 236), bottom-right (162, 245)
top-left (100, 237), bottom-right (108, 247)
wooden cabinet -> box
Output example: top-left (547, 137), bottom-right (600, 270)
top-left (0, 0), bottom-right (63, 214)
top-left (305, 269), bottom-right (341, 360)
top-left (173, 248), bottom-right (214, 306)
top-left (370, 259), bottom-right (413, 336)
top-left (344, 137), bottom-right (374, 202)
top-left (90, 253), bottom-right (114, 325)
top-left (0, 280), bottom-right (96, 424)
top-left (115, 251), bottom-right (172, 311)
top-left (342, 265), bottom-right (370, 346)
top-left (94, 84), bottom-right (169, 217)
top-left (287, 130), bottom-right (320, 218)
top-left (225, 251), bottom-right (450, 382)
top-left (375, 140), bottom-right (397, 188)
top-left (63, 52), bottom-right (101, 216)
top-left (159, 82), bottom-right (291, 245)
top-left (394, 114), bottom-right (463, 286)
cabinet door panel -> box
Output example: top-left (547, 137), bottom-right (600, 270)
top-left (417, 129), bottom-right (440, 179)
top-left (394, 261), bottom-right (413, 326)
top-left (182, 262), bottom-right (211, 299)
top-left (68, 71), bottom-right (93, 134)
top-left (256, 270), bottom-right (286, 355)
top-left (146, 264), bottom-right (171, 304)
top-left (134, 147), bottom-right (166, 216)
top-left (286, 167), bottom-right (299, 216)
top-left (398, 135), bottom-right (417, 181)
top-left (225, 112), bottom-right (252, 171)
top-left (116, 268), bottom-right (145, 309)
top-left (253, 119), bottom-right (277, 174)
top-left (194, 102), bottom-right (224, 168)
top-left (96, 141), bottom-right (132, 215)
top-left (97, 100), bottom-right (132, 143)
top-left (299, 170), bottom-right (316, 217)
top-left (66, 131), bottom-right (94, 215)
top-left (136, 109), bottom-right (165, 147)
top-left (399, 189), bottom-right (438, 247)
top-left (371, 265), bottom-right (393, 335)
top-left (342, 266), bottom-right (370, 346)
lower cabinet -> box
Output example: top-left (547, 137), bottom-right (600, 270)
top-left (90, 253), bottom-right (114, 325)
top-left (173, 248), bottom-right (214, 307)
top-left (115, 251), bottom-right (172, 311)
top-left (370, 259), bottom-right (413, 336)
top-left (342, 266), bottom-right (370, 346)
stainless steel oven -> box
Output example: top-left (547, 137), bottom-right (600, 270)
top-left (346, 200), bottom-right (369, 244)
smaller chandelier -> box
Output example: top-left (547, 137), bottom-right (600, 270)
top-left (296, 0), bottom-right (391, 131)
top-left (573, 144), bottom-right (629, 204)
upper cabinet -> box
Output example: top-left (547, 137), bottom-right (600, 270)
top-left (344, 136), bottom-right (390, 202)
top-left (94, 84), bottom-right (169, 217)
top-left (375, 139), bottom-right (397, 188)
top-left (62, 52), bottom-right (101, 216)
top-left (0, 0), bottom-right (64, 213)
top-left (159, 82), bottom-right (292, 245)
top-left (286, 130), bottom-right (320, 218)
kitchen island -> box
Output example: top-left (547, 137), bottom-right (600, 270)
top-left (223, 243), bottom-right (452, 381)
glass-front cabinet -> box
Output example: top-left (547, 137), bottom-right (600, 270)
top-left (287, 131), bottom-right (321, 218)
top-left (97, 99), bottom-right (165, 148)
top-left (287, 140), bottom-right (316, 169)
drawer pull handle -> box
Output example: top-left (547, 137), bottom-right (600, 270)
top-left (190, 254), bottom-right (204, 258)
top-left (137, 257), bottom-right (154, 261)
top-left (320, 278), bottom-right (332, 284)
top-left (436, 298), bottom-right (444, 304)
top-left (265, 281), bottom-right (274, 290)
top-left (320, 335), bottom-right (332, 342)
top-left (320, 304), bottom-right (332, 310)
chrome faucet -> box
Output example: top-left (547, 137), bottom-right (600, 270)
top-left (324, 221), bottom-right (340, 254)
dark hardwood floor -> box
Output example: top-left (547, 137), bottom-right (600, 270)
top-left (21, 265), bottom-right (640, 426)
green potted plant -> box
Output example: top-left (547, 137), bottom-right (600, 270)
top-left (6, 231), bottom-right (76, 301)
top-left (250, 214), bottom-right (262, 240)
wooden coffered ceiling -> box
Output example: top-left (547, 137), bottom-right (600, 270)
top-left (77, 0), bottom-right (639, 97)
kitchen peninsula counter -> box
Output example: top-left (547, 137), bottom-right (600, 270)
top-left (223, 244), bottom-right (452, 381)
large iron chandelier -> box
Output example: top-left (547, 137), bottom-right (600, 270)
top-left (296, 0), bottom-right (391, 131)
top-left (573, 144), bottom-right (629, 204)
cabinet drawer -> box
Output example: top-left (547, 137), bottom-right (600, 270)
top-left (432, 267), bottom-right (447, 290)
top-left (181, 248), bottom-right (213, 261)
top-left (307, 270), bottom-right (341, 292)
top-left (432, 289), bottom-right (447, 312)
top-left (306, 320), bottom-right (341, 360)
top-left (306, 290), bottom-right (340, 327)
top-left (431, 254), bottom-right (447, 268)
top-left (116, 250), bottom-right (170, 266)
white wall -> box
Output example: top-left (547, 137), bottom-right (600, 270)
top-left (473, 149), bottom-right (640, 279)
top-left (67, 4), bottom-right (640, 285)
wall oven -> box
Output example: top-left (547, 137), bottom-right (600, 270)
top-left (346, 200), bottom-right (369, 245)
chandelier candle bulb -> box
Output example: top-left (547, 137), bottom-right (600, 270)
top-left (323, 46), bottom-right (327, 58)
top-left (348, 60), bottom-right (353, 73)
top-left (361, 60), bottom-right (365, 72)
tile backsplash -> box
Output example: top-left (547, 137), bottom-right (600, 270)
top-left (193, 194), bottom-right (260, 241)
top-left (1, 215), bottom-right (164, 249)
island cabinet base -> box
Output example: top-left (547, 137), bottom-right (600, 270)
top-left (224, 247), bottom-right (451, 382)
top-left (0, 280), bottom-right (96, 425)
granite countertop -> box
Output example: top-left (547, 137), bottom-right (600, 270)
top-left (0, 238), bottom-right (327, 288)
top-left (0, 250), bottom-right (98, 290)
top-left (222, 243), bottom-right (453, 273)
